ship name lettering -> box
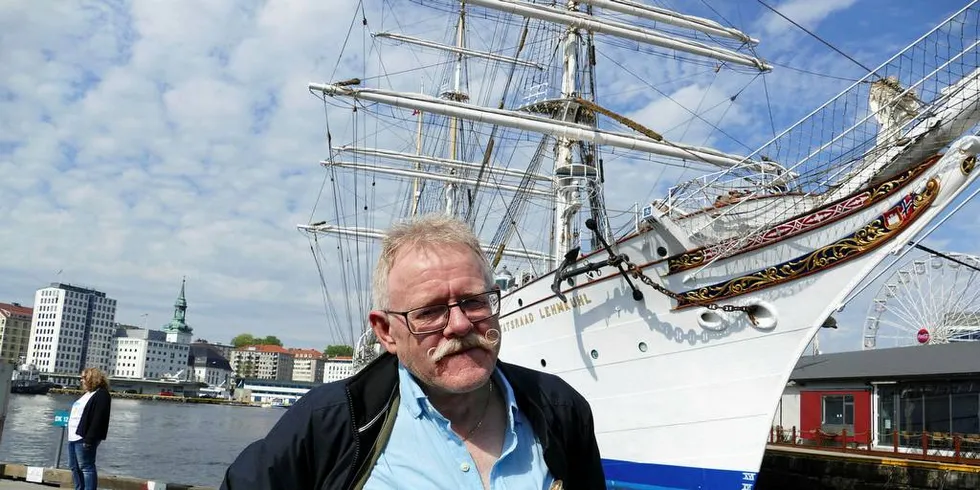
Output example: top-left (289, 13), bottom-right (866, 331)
top-left (501, 312), bottom-right (535, 332)
top-left (538, 293), bottom-right (591, 319)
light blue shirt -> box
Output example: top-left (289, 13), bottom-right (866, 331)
top-left (362, 363), bottom-right (554, 489)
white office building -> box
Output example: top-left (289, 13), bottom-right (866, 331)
top-left (323, 356), bottom-right (354, 383)
top-left (109, 326), bottom-right (191, 380)
top-left (27, 283), bottom-right (117, 375)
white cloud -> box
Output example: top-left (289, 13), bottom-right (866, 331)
top-left (1, 0), bottom-right (976, 355)
top-left (757, 0), bottom-right (859, 38)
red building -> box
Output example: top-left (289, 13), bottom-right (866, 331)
top-left (798, 389), bottom-right (872, 444)
top-left (775, 341), bottom-right (980, 452)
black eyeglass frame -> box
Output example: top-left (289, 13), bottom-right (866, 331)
top-left (384, 289), bottom-right (501, 335)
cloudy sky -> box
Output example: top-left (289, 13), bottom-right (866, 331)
top-left (2, 0), bottom-right (976, 352)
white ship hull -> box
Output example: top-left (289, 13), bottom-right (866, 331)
top-left (304, 2), bottom-right (980, 488)
top-left (497, 147), bottom-right (980, 489)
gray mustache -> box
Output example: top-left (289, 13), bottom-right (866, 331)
top-left (428, 329), bottom-right (500, 362)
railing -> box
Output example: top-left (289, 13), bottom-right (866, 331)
top-left (768, 425), bottom-right (980, 465)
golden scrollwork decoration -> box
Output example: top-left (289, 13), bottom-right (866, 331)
top-left (675, 178), bottom-right (940, 309)
top-left (665, 156), bottom-right (937, 275)
top-left (866, 155), bottom-right (938, 203)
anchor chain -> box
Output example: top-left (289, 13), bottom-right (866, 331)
top-left (625, 261), bottom-right (759, 319)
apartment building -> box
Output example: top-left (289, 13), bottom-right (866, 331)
top-left (0, 302), bottom-right (33, 364)
top-left (289, 348), bottom-right (325, 383)
top-left (231, 345), bottom-right (294, 381)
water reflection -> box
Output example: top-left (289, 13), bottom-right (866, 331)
top-left (0, 394), bottom-right (284, 486)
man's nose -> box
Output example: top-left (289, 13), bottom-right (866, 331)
top-left (443, 305), bottom-right (475, 337)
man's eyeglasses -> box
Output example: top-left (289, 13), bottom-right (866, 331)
top-left (385, 290), bottom-right (501, 334)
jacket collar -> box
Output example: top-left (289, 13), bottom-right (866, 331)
top-left (344, 353), bottom-right (556, 449)
top-left (344, 353), bottom-right (400, 434)
top-left (342, 352), bottom-right (569, 485)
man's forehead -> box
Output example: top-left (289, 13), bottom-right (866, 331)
top-left (390, 242), bottom-right (474, 267)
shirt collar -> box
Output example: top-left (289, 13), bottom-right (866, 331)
top-left (396, 361), bottom-right (521, 427)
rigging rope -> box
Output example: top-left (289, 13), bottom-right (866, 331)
top-left (756, 0), bottom-right (876, 76)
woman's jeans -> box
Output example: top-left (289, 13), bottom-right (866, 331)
top-left (67, 440), bottom-right (99, 490)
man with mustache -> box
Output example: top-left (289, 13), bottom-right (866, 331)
top-left (221, 214), bottom-right (605, 490)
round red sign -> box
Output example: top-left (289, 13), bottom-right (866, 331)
top-left (917, 328), bottom-right (930, 344)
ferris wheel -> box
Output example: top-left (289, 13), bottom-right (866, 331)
top-left (863, 250), bottom-right (980, 350)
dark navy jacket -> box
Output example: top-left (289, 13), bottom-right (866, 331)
top-left (221, 353), bottom-right (605, 489)
top-left (76, 387), bottom-right (111, 445)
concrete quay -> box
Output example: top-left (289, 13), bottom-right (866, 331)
top-left (0, 463), bottom-right (215, 489)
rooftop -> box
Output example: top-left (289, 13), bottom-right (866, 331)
top-left (288, 348), bottom-right (323, 359)
top-left (238, 344), bottom-right (291, 354)
top-left (790, 341), bottom-right (980, 382)
top-left (114, 327), bottom-right (168, 342)
top-left (0, 302), bottom-right (33, 318)
top-left (189, 345), bottom-right (232, 371)
top-left (46, 283), bottom-right (107, 297)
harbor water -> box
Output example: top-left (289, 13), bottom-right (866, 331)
top-left (0, 393), bottom-right (284, 486)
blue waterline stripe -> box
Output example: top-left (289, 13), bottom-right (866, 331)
top-left (602, 458), bottom-right (757, 490)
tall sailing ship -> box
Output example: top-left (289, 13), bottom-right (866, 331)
top-left (300, 1), bottom-right (980, 488)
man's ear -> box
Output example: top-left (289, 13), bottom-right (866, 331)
top-left (368, 310), bottom-right (398, 354)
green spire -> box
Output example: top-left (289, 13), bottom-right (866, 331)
top-left (163, 277), bottom-right (192, 334)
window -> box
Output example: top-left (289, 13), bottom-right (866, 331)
top-left (822, 394), bottom-right (854, 426)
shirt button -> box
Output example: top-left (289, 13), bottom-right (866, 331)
top-left (460, 462), bottom-right (471, 472)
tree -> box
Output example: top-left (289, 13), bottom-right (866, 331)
top-left (324, 344), bottom-right (354, 357)
top-left (231, 333), bottom-right (257, 348)
top-left (231, 334), bottom-right (283, 348)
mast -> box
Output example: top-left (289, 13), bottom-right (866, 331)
top-left (553, 0), bottom-right (583, 262)
top-left (411, 82), bottom-right (424, 216)
top-left (444, 5), bottom-right (468, 216)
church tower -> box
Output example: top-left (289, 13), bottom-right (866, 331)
top-left (163, 277), bottom-right (193, 344)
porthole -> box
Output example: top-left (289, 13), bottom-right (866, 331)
top-left (638, 342), bottom-right (648, 352)
top-left (517, 298), bottom-right (523, 307)
top-left (590, 349), bottom-right (599, 359)
top-left (656, 246), bottom-right (668, 257)
top-left (540, 359), bottom-right (547, 367)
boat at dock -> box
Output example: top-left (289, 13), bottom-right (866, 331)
top-left (9, 361), bottom-right (52, 395)
top-left (299, 1), bottom-right (980, 488)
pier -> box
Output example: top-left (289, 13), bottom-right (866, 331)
top-left (758, 437), bottom-right (980, 489)
top-left (0, 463), bottom-right (215, 489)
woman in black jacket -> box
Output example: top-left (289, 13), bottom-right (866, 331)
top-left (67, 367), bottom-right (111, 490)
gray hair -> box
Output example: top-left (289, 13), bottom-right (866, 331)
top-left (372, 214), bottom-right (492, 310)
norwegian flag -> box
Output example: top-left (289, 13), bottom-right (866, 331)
top-left (884, 193), bottom-right (915, 228)
top-left (896, 192), bottom-right (915, 220)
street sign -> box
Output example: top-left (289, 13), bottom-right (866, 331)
top-left (52, 410), bottom-right (69, 428)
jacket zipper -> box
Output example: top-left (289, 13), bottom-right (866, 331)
top-left (343, 386), bottom-right (360, 490)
